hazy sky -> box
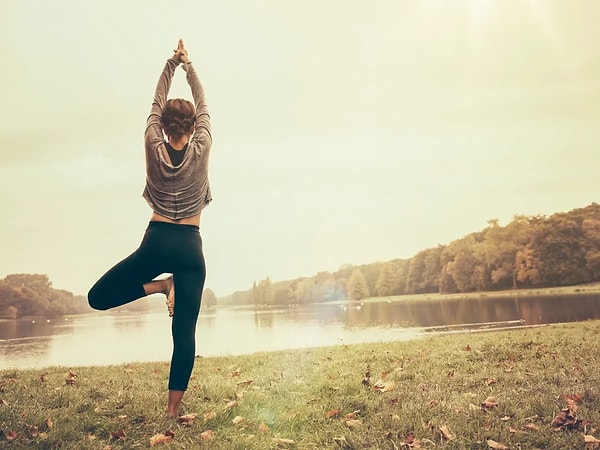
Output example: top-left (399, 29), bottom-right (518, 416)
top-left (1, 1), bottom-right (599, 297)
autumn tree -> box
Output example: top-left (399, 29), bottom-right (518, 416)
top-left (202, 288), bottom-right (217, 307)
top-left (375, 261), bottom-right (398, 296)
top-left (346, 269), bottom-right (369, 301)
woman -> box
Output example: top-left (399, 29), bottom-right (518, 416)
top-left (88, 39), bottom-right (212, 417)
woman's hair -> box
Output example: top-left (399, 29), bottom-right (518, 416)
top-left (162, 98), bottom-right (195, 140)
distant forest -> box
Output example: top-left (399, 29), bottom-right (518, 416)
top-left (2, 203), bottom-right (599, 318)
top-left (0, 273), bottom-right (218, 320)
top-left (220, 203), bottom-right (600, 306)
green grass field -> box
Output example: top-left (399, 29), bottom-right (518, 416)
top-left (2, 320), bottom-right (600, 449)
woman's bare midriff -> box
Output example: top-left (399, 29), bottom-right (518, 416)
top-left (150, 212), bottom-right (201, 227)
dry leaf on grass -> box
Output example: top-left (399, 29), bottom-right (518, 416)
top-left (39, 373), bottom-right (48, 382)
top-left (110, 429), bottom-right (126, 440)
top-left (272, 437), bottom-right (295, 447)
top-left (523, 423), bottom-right (539, 431)
top-left (44, 418), bottom-right (53, 430)
top-left (373, 380), bottom-right (396, 392)
top-left (200, 430), bottom-right (215, 441)
top-left (482, 396), bottom-right (499, 409)
top-left (203, 410), bottom-right (216, 422)
top-left (224, 400), bottom-right (238, 410)
top-left (232, 415), bottom-right (245, 425)
top-left (5, 430), bottom-right (17, 441)
top-left (237, 379), bottom-right (254, 387)
top-left (344, 410), bottom-right (360, 420)
top-left (551, 408), bottom-right (582, 430)
top-left (565, 393), bottom-right (583, 413)
top-left (584, 434), bottom-right (600, 449)
top-left (440, 425), bottom-right (455, 441)
top-left (177, 413), bottom-right (197, 425)
top-left (27, 425), bottom-right (39, 437)
top-left (487, 439), bottom-right (509, 449)
top-left (258, 422), bottom-right (269, 433)
top-left (326, 408), bottom-right (340, 418)
top-left (345, 419), bottom-right (363, 428)
top-left (149, 433), bottom-right (174, 447)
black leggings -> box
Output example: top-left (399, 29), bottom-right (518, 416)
top-left (88, 221), bottom-right (206, 391)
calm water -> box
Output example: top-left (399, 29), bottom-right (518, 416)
top-left (1, 293), bottom-right (600, 370)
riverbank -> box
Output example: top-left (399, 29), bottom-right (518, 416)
top-left (363, 281), bottom-right (600, 305)
top-left (2, 321), bottom-right (600, 449)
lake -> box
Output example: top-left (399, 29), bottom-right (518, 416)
top-left (2, 293), bottom-right (600, 370)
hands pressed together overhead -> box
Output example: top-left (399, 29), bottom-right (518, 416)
top-left (172, 38), bottom-right (189, 64)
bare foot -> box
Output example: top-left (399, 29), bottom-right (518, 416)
top-left (165, 277), bottom-right (175, 317)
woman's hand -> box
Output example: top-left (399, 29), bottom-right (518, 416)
top-left (172, 38), bottom-right (190, 64)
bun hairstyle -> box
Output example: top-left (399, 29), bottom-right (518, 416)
top-left (162, 98), bottom-right (195, 140)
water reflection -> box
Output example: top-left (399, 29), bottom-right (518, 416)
top-left (1, 294), bottom-right (600, 370)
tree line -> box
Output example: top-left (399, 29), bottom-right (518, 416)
top-left (219, 203), bottom-right (600, 306)
top-left (0, 273), bottom-right (218, 319)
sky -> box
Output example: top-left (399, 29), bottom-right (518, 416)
top-left (1, 0), bottom-right (599, 298)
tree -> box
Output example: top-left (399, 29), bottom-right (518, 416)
top-left (405, 251), bottom-right (426, 294)
top-left (346, 269), bottom-right (369, 301)
top-left (202, 288), bottom-right (217, 307)
top-left (375, 261), bottom-right (398, 296)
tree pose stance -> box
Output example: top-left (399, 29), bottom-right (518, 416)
top-left (88, 39), bottom-right (212, 417)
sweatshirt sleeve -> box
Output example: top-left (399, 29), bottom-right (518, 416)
top-left (145, 59), bottom-right (180, 152)
top-left (182, 62), bottom-right (212, 149)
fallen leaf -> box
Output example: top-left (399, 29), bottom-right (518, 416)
top-left (272, 437), bottom-right (295, 447)
top-left (65, 376), bottom-right (76, 386)
top-left (404, 432), bottom-right (415, 444)
top-left (344, 411), bottom-right (360, 420)
top-left (149, 433), bottom-right (173, 447)
top-left (40, 373), bottom-right (48, 382)
top-left (237, 379), bottom-right (254, 387)
top-left (27, 425), bottom-right (39, 436)
top-left (482, 396), bottom-right (499, 409)
top-left (224, 400), bottom-right (238, 410)
top-left (231, 368), bottom-right (241, 377)
top-left (326, 409), bottom-right (340, 418)
top-left (565, 394), bottom-right (582, 413)
top-left (440, 425), bottom-right (455, 441)
top-left (428, 400), bottom-right (439, 408)
top-left (165, 429), bottom-right (175, 437)
top-left (483, 377), bottom-right (498, 386)
top-left (487, 439), bottom-right (509, 449)
top-left (258, 422), bottom-right (269, 433)
top-left (44, 418), bottom-right (53, 430)
top-left (551, 408), bottom-right (582, 430)
top-left (509, 427), bottom-right (517, 434)
top-left (345, 419), bottom-right (363, 428)
top-left (465, 344), bottom-right (472, 351)
top-left (584, 434), bottom-right (600, 449)
top-left (203, 410), bottom-right (216, 422)
top-left (177, 413), bottom-right (197, 425)
top-left (110, 429), bottom-right (126, 440)
top-left (523, 423), bottom-right (539, 431)
top-left (68, 369), bottom-right (78, 378)
top-left (373, 380), bottom-right (396, 392)
top-left (6, 430), bottom-right (17, 441)
top-left (232, 415), bottom-right (245, 425)
top-left (200, 430), bottom-right (215, 441)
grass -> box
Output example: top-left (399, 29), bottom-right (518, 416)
top-left (1, 321), bottom-right (600, 449)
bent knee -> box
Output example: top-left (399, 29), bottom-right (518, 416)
top-left (87, 287), bottom-right (110, 311)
